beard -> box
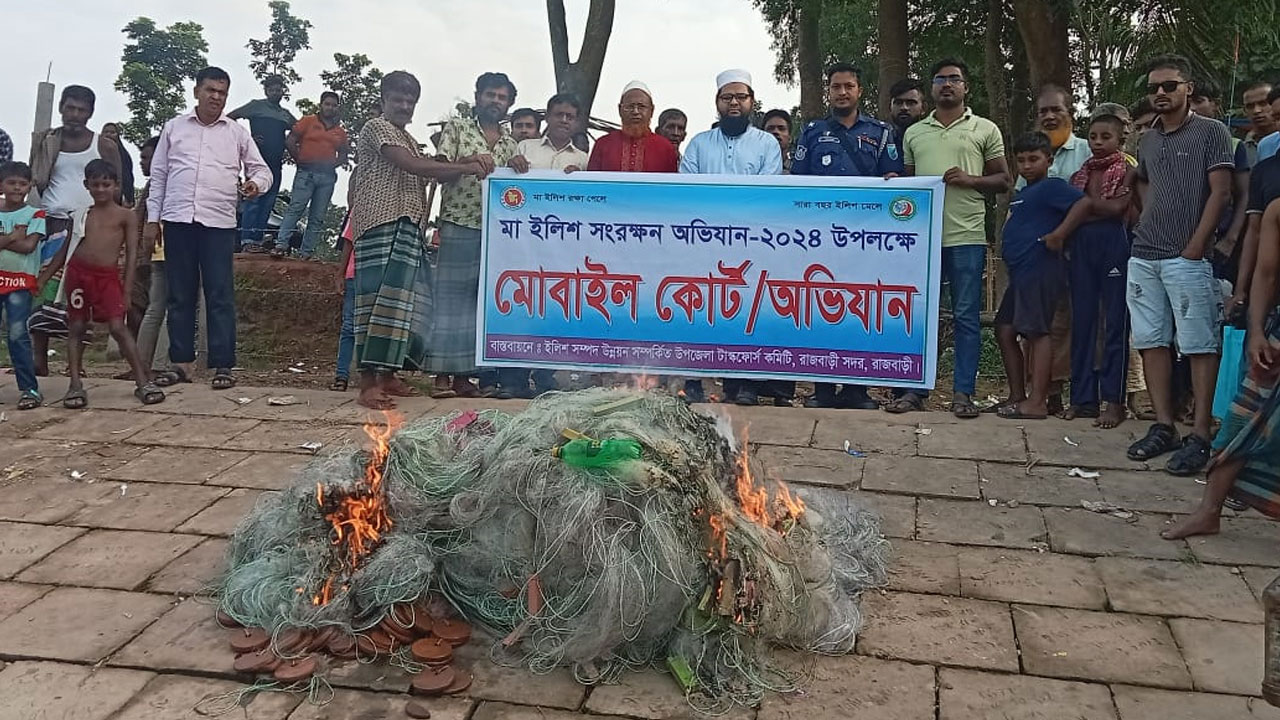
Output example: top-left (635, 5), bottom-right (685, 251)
top-left (621, 122), bottom-right (650, 139)
top-left (719, 115), bottom-right (750, 137)
top-left (1044, 125), bottom-right (1073, 149)
top-left (832, 105), bottom-right (855, 118)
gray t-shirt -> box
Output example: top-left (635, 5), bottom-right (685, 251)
top-left (1132, 112), bottom-right (1234, 260)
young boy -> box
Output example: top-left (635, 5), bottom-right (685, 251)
top-left (62, 159), bottom-right (164, 408)
top-left (997, 132), bottom-right (1093, 420)
top-left (0, 162), bottom-right (46, 409)
top-left (1066, 109), bottom-right (1134, 429)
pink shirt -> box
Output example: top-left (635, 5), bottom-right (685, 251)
top-left (147, 112), bottom-right (273, 229)
top-left (342, 218), bottom-right (355, 280)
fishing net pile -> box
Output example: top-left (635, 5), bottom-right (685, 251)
top-left (218, 388), bottom-right (889, 711)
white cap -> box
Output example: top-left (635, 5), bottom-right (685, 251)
top-left (621, 80), bottom-right (652, 100)
top-left (716, 69), bottom-right (753, 91)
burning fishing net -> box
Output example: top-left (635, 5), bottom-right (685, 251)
top-left (218, 388), bottom-right (888, 711)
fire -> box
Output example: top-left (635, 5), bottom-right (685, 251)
top-left (733, 427), bottom-right (805, 531)
top-left (313, 411), bottom-right (402, 605)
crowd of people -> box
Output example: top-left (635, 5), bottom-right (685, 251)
top-left (0, 51), bottom-right (1276, 541)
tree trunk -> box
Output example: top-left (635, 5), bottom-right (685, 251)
top-left (797, 0), bottom-right (824, 122)
top-left (1010, 0), bottom-right (1071, 92)
top-left (546, 0), bottom-right (616, 128)
top-left (983, 0), bottom-right (1009, 138)
top-left (876, 0), bottom-right (909, 118)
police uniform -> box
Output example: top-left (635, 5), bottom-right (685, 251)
top-left (792, 114), bottom-right (904, 178)
top-left (791, 114), bottom-right (904, 408)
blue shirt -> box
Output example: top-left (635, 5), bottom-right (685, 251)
top-left (1259, 131), bottom-right (1280, 163)
top-left (790, 114), bottom-right (903, 177)
top-left (679, 126), bottom-right (782, 175)
top-left (1002, 177), bottom-right (1083, 279)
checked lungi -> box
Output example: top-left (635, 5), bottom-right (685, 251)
top-left (354, 218), bottom-right (431, 372)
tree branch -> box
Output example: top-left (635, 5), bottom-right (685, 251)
top-left (546, 0), bottom-right (571, 90)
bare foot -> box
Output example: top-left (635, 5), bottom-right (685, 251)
top-left (1094, 403), bottom-right (1126, 429)
top-left (998, 398), bottom-right (1048, 420)
top-left (381, 374), bottom-right (422, 397)
top-left (357, 386), bottom-right (396, 410)
top-left (1059, 404), bottom-right (1099, 421)
top-left (1160, 512), bottom-right (1221, 540)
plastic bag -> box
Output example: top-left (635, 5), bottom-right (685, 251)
top-left (1212, 326), bottom-right (1247, 419)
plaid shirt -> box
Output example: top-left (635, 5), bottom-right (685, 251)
top-left (0, 127), bottom-right (11, 163)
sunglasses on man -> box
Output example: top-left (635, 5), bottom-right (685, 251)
top-left (1146, 80), bottom-right (1188, 95)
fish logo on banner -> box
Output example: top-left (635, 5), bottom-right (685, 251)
top-left (889, 197), bottom-right (917, 221)
top-left (500, 186), bottom-right (526, 210)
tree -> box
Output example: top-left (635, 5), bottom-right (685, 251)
top-left (247, 0), bottom-right (313, 91)
top-left (876, 0), bottom-right (909, 117)
top-left (546, 0), bottom-right (615, 128)
top-left (1009, 0), bottom-right (1071, 91)
top-left (114, 17), bottom-right (209, 146)
top-left (296, 53), bottom-right (384, 167)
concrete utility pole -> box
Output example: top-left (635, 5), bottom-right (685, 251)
top-left (34, 81), bottom-right (55, 133)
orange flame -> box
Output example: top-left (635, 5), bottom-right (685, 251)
top-left (733, 426), bottom-right (805, 531)
top-left (313, 411), bottom-right (402, 605)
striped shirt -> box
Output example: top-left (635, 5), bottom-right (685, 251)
top-left (1131, 112), bottom-right (1234, 260)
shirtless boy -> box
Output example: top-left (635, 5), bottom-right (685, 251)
top-left (62, 159), bottom-right (164, 408)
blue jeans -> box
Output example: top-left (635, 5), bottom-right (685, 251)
top-left (278, 167), bottom-right (338, 257)
top-left (239, 162), bottom-right (284, 246)
top-left (943, 244), bottom-right (987, 396)
top-left (164, 222), bottom-right (237, 369)
top-left (336, 277), bottom-right (355, 380)
top-left (2, 290), bottom-right (37, 394)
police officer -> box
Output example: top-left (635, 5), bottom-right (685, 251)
top-left (792, 62), bottom-right (904, 409)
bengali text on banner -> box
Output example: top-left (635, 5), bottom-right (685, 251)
top-left (477, 170), bottom-right (944, 388)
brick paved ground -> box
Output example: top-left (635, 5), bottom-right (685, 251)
top-left (1, 377), bottom-right (1277, 720)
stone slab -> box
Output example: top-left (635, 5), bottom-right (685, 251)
top-left (860, 492), bottom-right (915, 539)
top-left (232, 389), bottom-right (355, 421)
top-left (886, 540), bottom-right (961, 595)
top-left (1186, 517), bottom-right (1280, 567)
top-left (0, 582), bottom-right (52, 623)
top-left (0, 660), bottom-right (154, 720)
top-left (112, 598), bottom-right (238, 675)
top-left (321, 395), bottom-right (440, 424)
top-left (1112, 685), bottom-right (1256, 720)
top-left (1243, 566), bottom-right (1279, 602)
top-left (731, 407), bottom-right (816, 447)
top-left (1012, 605), bottom-right (1191, 689)
top-left (144, 538), bottom-right (229, 596)
top-left (104, 447), bottom-right (251, 484)
top-left (0, 587), bottom-right (174, 662)
top-left (112, 673), bottom-right (300, 719)
top-left (467, 660), bottom-right (586, 710)
top-left (0, 473), bottom-right (130, 525)
top-left (857, 590), bottom-right (1018, 671)
top-left (938, 667), bottom-right (1117, 720)
top-left (324, 659), bottom-right (413, 693)
top-left (471, 702), bottom-right (581, 720)
top-left (1096, 557), bottom-right (1263, 623)
top-left (918, 420), bottom-right (1026, 462)
top-left (286, 690), bottom-right (470, 720)
top-left (587, 668), bottom-right (754, 720)
top-left (132, 385), bottom-right (269, 417)
top-left (978, 462), bottom-right (1105, 507)
top-left (758, 653), bottom-right (936, 720)
top-left (756, 445), bottom-right (862, 488)
top-left (0, 521), bottom-right (85, 578)
top-left (958, 546), bottom-right (1106, 610)
top-left (219, 421), bottom-right (348, 454)
top-left (206, 452), bottom-right (311, 490)
top-left (861, 456), bottom-right (981, 499)
top-left (65, 482), bottom-right (228, 532)
top-left (32, 409), bottom-right (163, 442)
top-left (17, 529), bottom-right (203, 591)
top-left (917, 498), bottom-right (1048, 549)
top-left (1096, 471), bottom-right (1204, 514)
top-left (1169, 618), bottom-right (1264, 696)
top-left (811, 419), bottom-right (918, 455)
top-left (1043, 508), bottom-right (1185, 560)
top-left (1023, 423), bottom-right (1155, 470)
top-left (175, 489), bottom-right (269, 537)
top-left (129, 416), bottom-right (262, 449)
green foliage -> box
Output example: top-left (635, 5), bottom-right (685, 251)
top-left (113, 17), bottom-right (209, 146)
top-left (296, 53), bottom-right (385, 167)
top-left (246, 1), bottom-right (313, 92)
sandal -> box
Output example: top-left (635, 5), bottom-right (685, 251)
top-left (950, 395), bottom-right (979, 419)
top-left (430, 376), bottom-right (457, 399)
top-left (452, 378), bottom-right (482, 399)
top-left (1165, 434), bottom-right (1211, 476)
top-left (153, 367), bottom-right (191, 387)
top-left (211, 370), bottom-right (236, 390)
top-left (997, 403), bottom-right (1047, 420)
top-left (63, 388), bottom-right (88, 410)
top-left (134, 382), bottom-right (166, 405)
top-left (884, 392), bottom-right (925, 414)
top-left (330, 376), bottom-right (349, 392)
top-left (1126, 423), bottom-right (1181, 461)
top-left (17, 390), bottom-right (42, 410)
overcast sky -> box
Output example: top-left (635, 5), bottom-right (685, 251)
top-left (5, 0), bottom-right (799, 199)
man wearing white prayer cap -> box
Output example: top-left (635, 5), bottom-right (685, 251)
top-left (678, 69), bottom-right (787, 405)
top-left (586, 81), bottom-right (679, 172)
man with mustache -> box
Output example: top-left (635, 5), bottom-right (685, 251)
top-left (586, 82), bottom-right (679, 173)
top-left (657, 108), bottom-right (688, 155)
top-left (430, 72), bottom-right (520, 399)
top-left (886, 78), bottom-right (926, 148)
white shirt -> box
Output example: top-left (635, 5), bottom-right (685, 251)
top-left (517, 136), bottom-right (590, 171)
top-left (41, 132), bottom-right (99, 219)
top-left (679, 126), bottom-right (782, 175)
top-left (1015, 133), bottom-right (1092, 189)
top-left (148, 112), bottom-right (273, 229)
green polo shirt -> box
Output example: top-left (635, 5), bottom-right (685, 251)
top-left (903, 107), bottom-right (1006, 247)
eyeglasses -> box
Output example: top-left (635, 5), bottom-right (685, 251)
top-left (717, 93), bottom-right (752, 104)
top-left (932, 75), bottom-right (964, 86)
top-left (621, 103), bottom-right (652, 113)
top-left (1146, 80), bottom-right (1187, 95)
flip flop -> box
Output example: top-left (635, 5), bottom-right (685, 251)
top-left (997, 405), bottom-right (1047, 420)
top-left (63, 388), bottom-right (88, 410)
top-left (134, 382), bottom-right (166, 405)
top-left (17, 390), bottom-right (42, 410)
top-left (330, 377), bottom-right (349, 392)
top-left (884, 392), bottom-right (925, 414)
top-left (211, 371), bottom-right (237, 390)
top-left (153, 367), bottom-right (191, 387)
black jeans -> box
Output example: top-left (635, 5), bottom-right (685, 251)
top-left (163, 222), bottom-right (237, 369)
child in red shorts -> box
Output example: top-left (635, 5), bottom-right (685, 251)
top-left (62, 159), bottom-right (164, 408)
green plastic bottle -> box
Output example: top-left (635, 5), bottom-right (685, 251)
top-left (552, 437), bottom-right (642, 469)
